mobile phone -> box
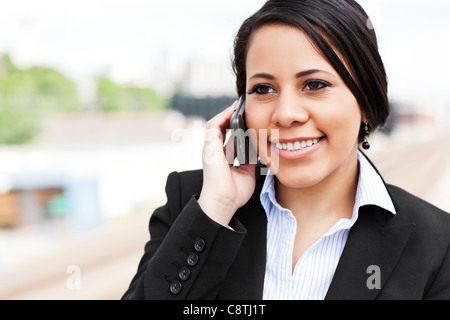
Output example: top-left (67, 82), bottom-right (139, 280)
top-left (230, 96), bottom-right (249, 165)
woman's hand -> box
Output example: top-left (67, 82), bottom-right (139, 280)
top-left (197, 102), bottom-right (256, 227)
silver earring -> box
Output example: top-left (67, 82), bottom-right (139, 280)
top-left (362, 122), bottom-right (370, 150)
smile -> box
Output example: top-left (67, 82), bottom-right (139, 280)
top-left (275, 138), bottom-right (322, 151)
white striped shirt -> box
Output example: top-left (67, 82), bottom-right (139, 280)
top-left (261, 151), bottom-right (396, 300)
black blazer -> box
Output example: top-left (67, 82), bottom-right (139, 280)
top-left (122, 159), bottom-right (450, 300)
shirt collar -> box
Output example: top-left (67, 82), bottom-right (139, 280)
top-left (260, 150), bottom-right (396, 217)
top-left (355, 150), bottom-right (396, 215)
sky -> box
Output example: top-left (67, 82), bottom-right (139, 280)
top-left (1, 0), bottom-right (450, 106)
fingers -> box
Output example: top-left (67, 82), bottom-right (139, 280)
top-left (203, 101), bottom-right (238, 166)
top-left (224, 135), bottom-right (236, 165)
top-left (205, 101), bottom-right (238, 141)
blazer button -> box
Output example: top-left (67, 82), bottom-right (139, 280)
top-left (187, 252), bottom-right (199, 267)
top-left (178, 266), bottom-right (191, 281)
top-left (194, 238), bottom-right (206, 253)
top-left (169, 280), bottom-right (182, 295)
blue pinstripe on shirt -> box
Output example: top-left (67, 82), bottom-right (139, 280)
top-left (260, 151), bottom-right (396, 300)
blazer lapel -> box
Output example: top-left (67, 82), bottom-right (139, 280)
top-left (325, 205), bottom-right (415, 300)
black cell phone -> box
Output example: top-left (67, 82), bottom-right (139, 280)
top-left (230, 96), bottom-right (249, 165)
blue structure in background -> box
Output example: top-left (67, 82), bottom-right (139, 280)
top-left (6, 171), bottom-right (101, 231)
top-left (65, 177), bottom-right (101, 231)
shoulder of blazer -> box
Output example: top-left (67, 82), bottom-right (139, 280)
top-left (167, 169), bottom-right (203, 206)
top-left (360, 150), bottom-right (450, 236)
top-left (386, 184), bottom-right (450, 239)
top-left (168, 162), bottom-right (268, 208)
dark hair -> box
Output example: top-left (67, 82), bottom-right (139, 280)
top-left (232, 0), bottom-right (389, 142)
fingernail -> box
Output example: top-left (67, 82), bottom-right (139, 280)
top-left (228, 101), bottom-right (237, 110)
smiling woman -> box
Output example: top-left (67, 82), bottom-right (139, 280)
top-left (245, 25), bottom-right (363, 192)
top-left (123, 0), bottom-right (450, 300)
top-left (232, 0), bottom-right (390, 143)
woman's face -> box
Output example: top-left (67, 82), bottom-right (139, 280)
top-left (245, 24), bottom-right (364, 188)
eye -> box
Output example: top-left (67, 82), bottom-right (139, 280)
top-left (303, 80), bottom-right (330, 91)
top-left (248, 84), bottom-right (276, 95)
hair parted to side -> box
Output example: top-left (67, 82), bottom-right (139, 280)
top-left (232, 0), bottom-right (390, 142)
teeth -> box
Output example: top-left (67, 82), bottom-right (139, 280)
top-left (287, 142), bottom-right (294, 151)
top-left (275, 138), bottom-right (321, 151)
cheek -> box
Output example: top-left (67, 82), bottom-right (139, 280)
top-left (245, 103), bottom-right (270, 146)
top-left (320, 93), bottom-right (361, 145)
top-left (245, 103), bottom-right (268, 130)
top-left (245, 103), bottom-right (274, 160)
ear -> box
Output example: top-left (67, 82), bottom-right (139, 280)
top-left (361, 113), bottom-right (368, 124)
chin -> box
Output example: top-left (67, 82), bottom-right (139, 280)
top-left (274, 166), bottom-right (326, 189)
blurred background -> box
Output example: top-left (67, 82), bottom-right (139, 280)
top-left (0, 0), bottom-right (450, 299)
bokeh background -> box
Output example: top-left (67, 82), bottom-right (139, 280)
top-left (1, 0), bottom-right (450, 299)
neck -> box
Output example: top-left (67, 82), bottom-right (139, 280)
top-left (275, 150), bottom-right (359, 222)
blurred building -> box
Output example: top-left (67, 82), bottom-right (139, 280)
top-left (0, 111), bottom-right (202, 232)
top-left (171, 95), bottom-right (235, 120)
top-left (170, 56), bottom-right (238, 120)
top-left (0, 171), bottom-right (99, 230)
top-left (182, 56), bottom-right (236, 98)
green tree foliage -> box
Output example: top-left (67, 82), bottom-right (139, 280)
top-left (96, 76), bottom-right (168, 112)
top-left (0, 53), bottom-right (168, 145)
top-left (0, 53), bottom-right (81, 144)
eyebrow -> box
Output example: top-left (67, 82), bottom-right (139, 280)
top-left (248, 69), bottom-right (335, 81)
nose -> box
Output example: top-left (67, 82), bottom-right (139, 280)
top-left (271, 90), bottom-right (309, 127)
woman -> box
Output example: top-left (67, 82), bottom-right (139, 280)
top-left (123, 0), bottom-right (450, 300)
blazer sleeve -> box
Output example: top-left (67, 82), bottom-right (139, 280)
top-left (122, 171), bottom-right (247, 300)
